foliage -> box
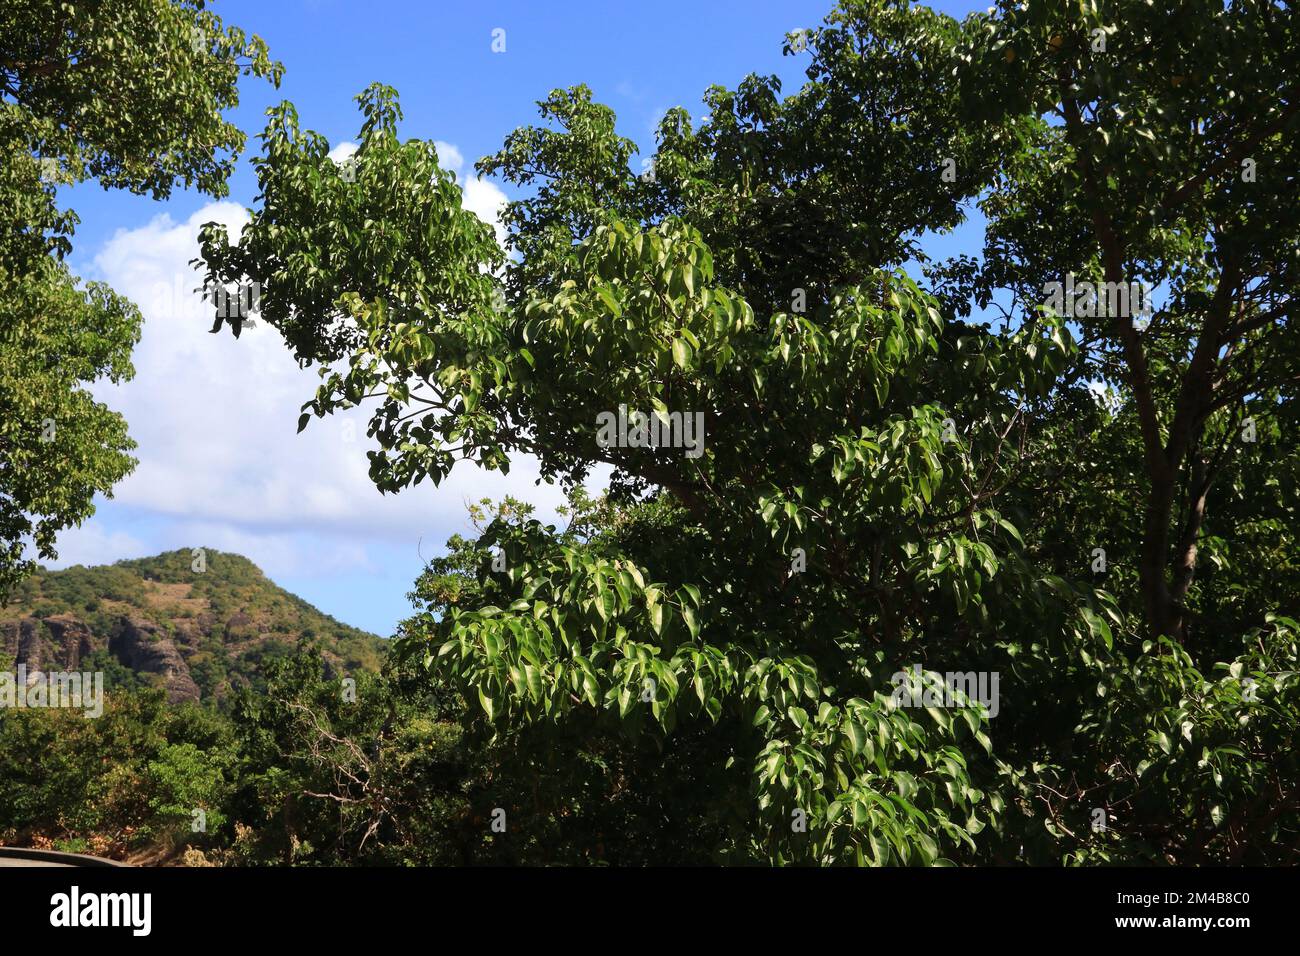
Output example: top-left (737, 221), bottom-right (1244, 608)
top-left (0, 0), bottom-right (280, 599)
top-left (0, 257), bottom-right (140, 598)
top-left (0, 689), bottom-right (232, 853)
top-left (0, 0), bottom-right (1203, 868)
top-left (191, 0), bottom-right (1300, 865)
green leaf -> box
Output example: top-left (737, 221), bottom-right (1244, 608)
top-left (681, 604), bottom-right (699, 639)
top-left (671, 337), bottom-right (691, 369)
top-left (846, 720), bottom-right (869, 756)
top-left (596, 286), bottom-right (621, 317)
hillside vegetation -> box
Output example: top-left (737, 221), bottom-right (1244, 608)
top-left (1, 549), bottom-right (385, 704)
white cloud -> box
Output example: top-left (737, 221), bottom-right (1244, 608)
top-left (168, 523), bottom-right (375, 579)
top-left (44, 523), bottom-right (150, 570)
top-left (433, 140), bottom-right (464, 172)
top-left (462, 178), bottom-right (508, 247)
top-left (434, 139), bottom-right (507, 247)
top-left (327, 141), bottom-right (358, 164)
top-left (69, 172), bottom-right (600, 579)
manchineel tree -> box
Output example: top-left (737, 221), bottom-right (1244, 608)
top-left (0, 0), bottom-right (281, 598)
top-left (200, 0), bottom-right (1298, 864)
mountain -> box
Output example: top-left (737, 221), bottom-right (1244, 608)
top-left (0, 549), bottom-right (386, 706)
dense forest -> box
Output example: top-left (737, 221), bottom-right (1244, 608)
top-left (1, 0), bottom-right (1297, 866)
top-left (0, 549), bottom-right (391, 859)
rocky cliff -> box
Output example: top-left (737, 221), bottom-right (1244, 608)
top-left (1, 615), bottom-right (94, 673)
top-left (1, 613), bottom-right (201, 704)
top-left (108, 617), bottom-right (202, 704)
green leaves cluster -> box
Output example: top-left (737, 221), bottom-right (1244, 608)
top-left (203, 0), bottom-right (1299, 864)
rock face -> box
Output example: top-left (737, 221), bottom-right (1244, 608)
top-left (1, 615), bottom-right (94, 673)
top-left (41, 615), bottom-right (97, 671)
top-left (2, 614), bottom-right (200, 705)
top-left (108, 618), bottom-right (201, 705)
top-left (1, 619), bottom-right (42, 670)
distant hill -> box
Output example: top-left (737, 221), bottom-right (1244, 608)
top-left (0, 549), bottom-right (386, 706)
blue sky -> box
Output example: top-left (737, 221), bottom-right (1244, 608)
top-left (52, 0), bottom-right (989, 636)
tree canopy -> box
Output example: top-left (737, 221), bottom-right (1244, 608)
top-left (199, 0), bottom-right (1298, 864)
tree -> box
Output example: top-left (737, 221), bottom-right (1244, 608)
top-left (0, 258), bottom-right (139, 597)
top-left (950, 0), bottom-right (1300, 642)
top-left (0, 0), bottom-right (281, 598)
top-left (201, 0), bottom-right (1298, 864)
